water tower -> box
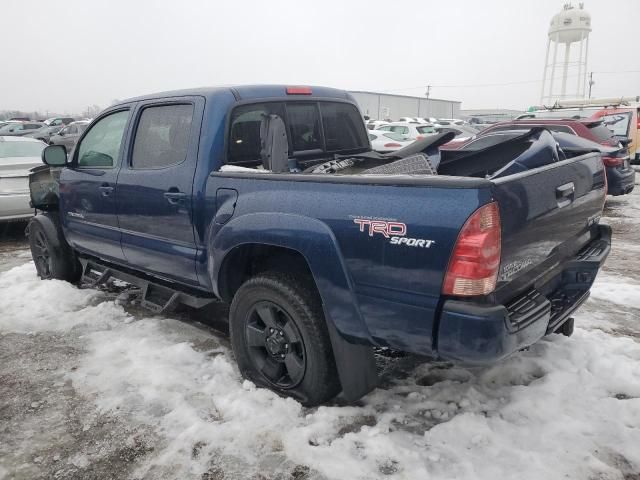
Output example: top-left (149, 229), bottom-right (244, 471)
top-left (540, 3), bottom-right (591, 104)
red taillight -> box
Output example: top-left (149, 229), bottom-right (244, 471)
top-left (416, 135), bottom-right (424, 140)
top-left (383, 142), bottom-right (402, 148)
top-left (602, 156), bottom-right (624, 167)
top-left (443, 202), bottom-right (501, 297)
top-left (286, 86), bottom-right (312, 95)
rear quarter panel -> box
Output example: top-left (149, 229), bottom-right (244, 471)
top-left (203, 174), bottom-right (492, 355)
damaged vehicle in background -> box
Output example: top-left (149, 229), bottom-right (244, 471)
top-left (28, 85), bottom-right (610, 406)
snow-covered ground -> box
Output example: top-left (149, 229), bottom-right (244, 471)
top-left (1, 177), bottom-right (639, 480)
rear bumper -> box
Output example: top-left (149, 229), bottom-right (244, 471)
top-left (0, 192), bottom-right (33, 221)
top-left (606, 165), bottom-right (635, 196)
top-left (436, 224), bottom-right (611, 365)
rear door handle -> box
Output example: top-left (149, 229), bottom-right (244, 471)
top-left (99, 183), bottom-right (114, 197)
top-left (556, 182), bottom-right (575, 207)
top-left (164, 191), bottom-right (187, 205)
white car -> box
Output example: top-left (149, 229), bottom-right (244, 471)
top-left (376, 122), bottom-right (436, 140)
top-left (366, 120), bottom-right (390, 131)
top-left (368, 131), bottom-right (414, 153)
top-left (0, 136), bottom-right (46, 221)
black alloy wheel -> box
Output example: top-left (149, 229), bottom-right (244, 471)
top-left (244, 300), bottom-right (306, 388)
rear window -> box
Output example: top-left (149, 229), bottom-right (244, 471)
top-left (600, 113), bottom-right (632, 137)
top-left (227, 101), bottom-right (368, 166)
top-left (588, 123), bottom-right (616, 142)
top-left (416, 125), bottom-right (435, 134)
top-left (320, 103), bottom-right (369, 152)
top-left (0, 141), bottom-right (45, 158)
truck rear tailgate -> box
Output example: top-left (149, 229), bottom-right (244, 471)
top-left (436, 151), bottom-right (609, 364)
top-left (491, 151), bottom-right (606, 304)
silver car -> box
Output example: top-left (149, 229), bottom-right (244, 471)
top-left (0, 136), bottom-right (46, 221)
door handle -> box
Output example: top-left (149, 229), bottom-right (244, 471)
top-left (556, 182), bottom-right (575, 208)
top-left (164, 191), bottom-right (187, 205)
top-left (99, 183), bottom-right (114, 197)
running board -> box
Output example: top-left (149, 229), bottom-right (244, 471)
top-left (79, 258), bottom-right (216, 314)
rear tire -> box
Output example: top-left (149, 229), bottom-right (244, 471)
top-left (29, 216), bottom-right (81, 282)
top-left (229, 272), bottom-right (340, 406)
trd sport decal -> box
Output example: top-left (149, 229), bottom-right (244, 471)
top-left (353, 218), bottom-right (436, 248)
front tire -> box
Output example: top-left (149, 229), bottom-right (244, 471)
top-left (28, 217), bottom-right (81, 282)
top-left (229, 272), bottom-right (340, 406)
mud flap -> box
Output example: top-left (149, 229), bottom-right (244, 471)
top-left (325, 315), bottom-right (378, 402)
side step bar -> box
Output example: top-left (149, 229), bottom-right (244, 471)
top-left (79, 258), bottom-right (216, 314)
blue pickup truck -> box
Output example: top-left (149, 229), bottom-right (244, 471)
top-left (28, 85), bottom-right (610, 405)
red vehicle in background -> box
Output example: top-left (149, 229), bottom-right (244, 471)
top-left (590, 107), bottom-right (640, 163)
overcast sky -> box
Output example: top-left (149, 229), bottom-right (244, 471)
top-left (2, 0), bottom-right (638, 114)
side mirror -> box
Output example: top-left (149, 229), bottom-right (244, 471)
top-left (42, 144), bottom-right (68, 166)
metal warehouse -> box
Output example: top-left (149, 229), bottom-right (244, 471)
top-left (349, 91), bottom-right (461, 121)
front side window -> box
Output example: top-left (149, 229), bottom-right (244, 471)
top-left (390, 126), bottom-right (409, 135)
top-left (131, 104), bottom-right (194, 169)
top-left (76, 110), bottom-right (129, 168)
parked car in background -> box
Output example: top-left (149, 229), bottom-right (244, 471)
top-left (0, 122), bottom-right (46, 136)
top-left (366, 120), bottom-right (389, 131)
top-left (0, 136), bottom-right (45, 221)
top-left (444, 128), bottom-right (635, 196)
top-left (377, 122), bottom-right (436, 140)
top-left (48, 121), bottom-right (89, 150)
top-left (436, 124), bottom-right (481, 141)
top-left (8, 117), bottom-right (30, 121)
top-left (43, 117), bottom-right (76, 127)
top-left (398, 117), bottom-right (418, 123)
top-left (368, 130), bottom-right (414, 152)
top-left (590, 107), bottom-right (639, 163)
top-left (474, 118), bottom-right (622, 148)
top-left (24, 125), bottom-right (64, 143)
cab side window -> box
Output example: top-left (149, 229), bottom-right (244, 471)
top-left (76, 110), bottom-right (129, 168)
top-left (131, 104), bottom-right (194, 169)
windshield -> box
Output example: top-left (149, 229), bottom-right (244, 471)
top-left (0, 123), bottom-right (22, 133)
top-left (600, 112), bottom-right (632, 137)
top-left (0, 141), bottom-right (45, 158)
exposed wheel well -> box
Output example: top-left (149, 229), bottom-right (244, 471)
top-left (218, 244), bottom-right (314, 302)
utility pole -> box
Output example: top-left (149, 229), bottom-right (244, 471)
top-left (425, 85), bottom-right (431, 99)
top-left (588, 72), bottom-right (594, 99)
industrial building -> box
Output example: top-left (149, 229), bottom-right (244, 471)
top-left (349, 91), bottom-right (461, 121)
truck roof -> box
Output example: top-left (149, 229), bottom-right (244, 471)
top-left (118, 85), bottom-right (353, 105)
